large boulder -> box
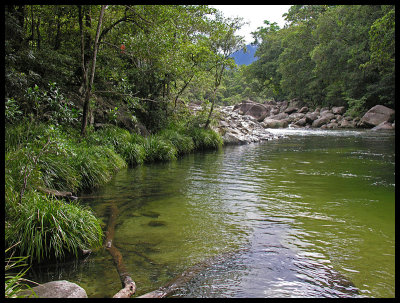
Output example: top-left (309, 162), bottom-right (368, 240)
top-left (245, 103), bottom-right (270, 122)
top-left (237, 99), bottom-right (255, 115)
top-left (262, 118), bottom-right (289, 128)
top-left (269, 112), bottom-right (289, 120)
top-left (18, 280), bottom-right (88, 298)
top-left (359, 105), bottom-right (395, 127)
top-left (312, 116), bottom-right (331, 128)
top-left (284, 106), bottom-right (298, 115)
top-left (304, 112), bottom-right (319, 124)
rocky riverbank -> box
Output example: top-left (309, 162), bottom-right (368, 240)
top-left (206, 99), bottom-right (395, 145)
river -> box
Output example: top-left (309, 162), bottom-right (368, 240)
top-left (26, 128), bottom-right (395, 298)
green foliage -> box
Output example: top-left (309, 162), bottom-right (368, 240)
top-left (344, 95), bottom-right (367, 118)
top-left (230, 5), bottom-right (395, 114)
top-left (5, 191), bottom-right (103, 263)
top-left (158, 126), bottom-right (195, 155)
top-left (117, 142), bottom-right (146, 166)
top-left (187, 127), bottom-right (223, 151)
top-left (5, 98), bottom-right (23, 123)
top-left (143, 135), bottom-right (177, 163)
top-left (24, 82), bottom-right (81, 125)
top-left (5, 244), bottom-right (37, 298)
top-left (74, 145), bottom-right (126, 190)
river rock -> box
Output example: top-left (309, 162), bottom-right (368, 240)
top-left (294, 117), bottom-right (307, 127)
top-left (284, 106), bottom-right (298, 115)
top-left (332, 106), bottom-right (346, 115)
top-left (18, 280), bottom-right (88, 298)
top-left (288, 112), bottom-right (305, 123)
top-left (304, 112), bottom-right (319, 124)
top-left (245, 103), bottom-right (270, 122)
top-left (326, 121), bottom-right (339, 129)
top-left (269, 112), bottom-right (289, 120)
top-left (359, 105), bottom-right (395, 128)
top-left (262, 118), bottom-right (289, 128)
top-left (312, 116), bottom-right (331, 128)
top-left (371, 121), bottom-right (394, 131)
top-left (320, 111), bottom-right (335, 121)
top-left (270, 107), bottom-right (280, 116)
top-left (298, 106), bottom-right (309, 113)
top-left (216, 105), bottom-right (277, 145)
top-left (339, 119), bottom-right (354, 128)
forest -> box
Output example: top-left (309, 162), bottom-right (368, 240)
top-left (4, 5), bottom-right (395, 297)
top-left (220, 5), bottom-right (395, 119)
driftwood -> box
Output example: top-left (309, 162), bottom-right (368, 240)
top-left (138, 249), bottom-right (245, 298)
top-left (104, 203), bottom-right (136, 298)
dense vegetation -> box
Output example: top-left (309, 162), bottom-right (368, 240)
top-left (4, 4), bottom-right (395, 297)
top-left (218, 5), bottom-right (395, 118)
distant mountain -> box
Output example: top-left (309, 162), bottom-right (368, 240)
top-left (231, 44), bottom-right (258, 66)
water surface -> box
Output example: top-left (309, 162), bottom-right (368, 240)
top-left (27, 129), bottom-right (395, 298)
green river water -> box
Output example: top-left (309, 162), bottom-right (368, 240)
top-left (27, 128), bottom-right (395, 298)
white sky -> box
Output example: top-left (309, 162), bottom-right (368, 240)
top-left (210, 5), bottom-right (292, 44)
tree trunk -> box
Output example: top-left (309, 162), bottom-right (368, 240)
top-left (80, 5), bottom-right (106, 137)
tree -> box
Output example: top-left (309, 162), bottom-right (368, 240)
top-left (80, 5), bottom-right (106, 136)
top-left (204, 13), bottom-right (245, 128)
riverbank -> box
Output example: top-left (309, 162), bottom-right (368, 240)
top-left (5, 119), bottom-right (224, 297)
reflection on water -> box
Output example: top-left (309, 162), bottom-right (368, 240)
top-left (26, 129), bottom-right (395, 298)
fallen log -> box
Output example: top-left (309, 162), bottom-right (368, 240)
top-left (104, 203), bottom-right (136, 298)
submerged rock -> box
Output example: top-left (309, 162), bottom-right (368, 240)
top-left (141, 211), bottom-right (161, 218)
top-left (148, 220), bottom-right (167, 227)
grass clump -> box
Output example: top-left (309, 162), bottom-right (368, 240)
top-left (187, 126), bottom-right (223, 150)
top-left (73, 145), bottom-right (126, 190)
top-left (143, 135), bottom-right (178, 163)
top-left (158, 127), bottom-right (195, 155)
top-left (5, 191), bottom-right (103, 264)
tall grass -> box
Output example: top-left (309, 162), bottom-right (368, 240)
top-left (187, 126), bottom-right (223, 150)
top-left (143, 135), bottom-right (178, 163)
top-left (5, 121), bottom-right (223, 266)
top-left (5, 243), bottom-right (38, 298)
top-left (158, 128), bottom-right (195, 155)
top-left (5, 191), bottom-right (103, 263)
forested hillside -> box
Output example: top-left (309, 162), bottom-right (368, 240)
top-left (218, 5), bottom-right (395, 117)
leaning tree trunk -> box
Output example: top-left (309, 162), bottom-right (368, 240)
top-left (80, 5), bottom-right (105, 137)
